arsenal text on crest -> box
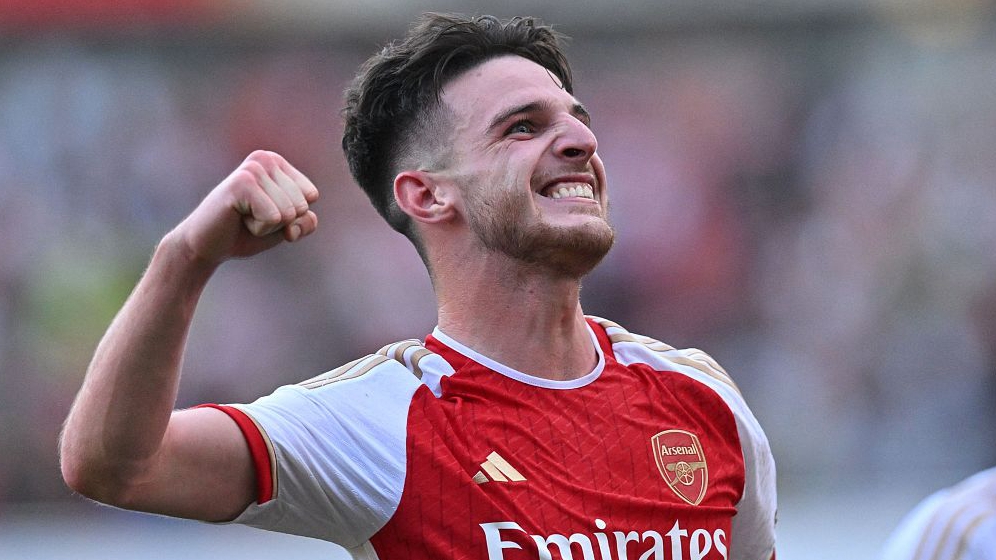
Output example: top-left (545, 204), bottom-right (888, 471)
top-left (651, 429), bottom-right (709, 506)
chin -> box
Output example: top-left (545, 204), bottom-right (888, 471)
top-left (468, 193), bottom-right (615, 277)
top-left (523, 222), bottom-right (616, 279)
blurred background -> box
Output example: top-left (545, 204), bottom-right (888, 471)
top-left (1, 0), bottom-right (995, 558)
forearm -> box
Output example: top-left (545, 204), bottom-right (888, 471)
top-left (60, 231), bottom-right (217, 497)
top-left (60, 150), bottom-right (318, 515)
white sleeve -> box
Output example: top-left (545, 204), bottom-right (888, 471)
top-left (880, 467), bottom-right (996, 560)
top-left (604, 323), bottom-right (778, 559)
top-left (721, 383), bottom-right (777, 560)
top-left (225, 356), bottom-right (421, 549)
top-left (879, 491), bottom-right (945, 560)
top-left (966, 519), bottom-right (996, 560)
top-left (670, 349), bottom-right (776, 560)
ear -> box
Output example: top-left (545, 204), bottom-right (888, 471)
top-left (394, 170), bottom-right (457, 224)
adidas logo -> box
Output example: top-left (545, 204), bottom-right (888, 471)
top-left (473, 451), bottom-right (526, 484)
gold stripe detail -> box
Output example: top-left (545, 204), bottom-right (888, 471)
top-left (391, 340), bottom-right (422, 364)
top-left (376, 339), bottom-right (431, 380)
top-left (911, 505), bottom-right (943, 560)
top-left (409, 348), bottom-right (432, 379)
top-left (668, 356), bottom-right (741, 395)
top-left (609, 332), bottom-right (740, 395)
top-left (608, 332), bottom-right (676, 352)
top-left (934, 505), bottom-right (972, 560)
top-left (920, 500), bottom-right (989, 560)
top-left (300, 355), bottom-right (390, 390)
top-left (949, 510), bottom-right (994, 560)
top-left (487, 452), bottom-right (526, 481)
top-left (686, 349), bottom-right (730, 377)
top-left (298, 356), bottom-right (366, 388)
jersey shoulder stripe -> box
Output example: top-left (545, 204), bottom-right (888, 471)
top-left (906, 468), bottom-right (996, 560)
top-left (297, 354), bottom-right (392, 390)
top-left (294, 338), bottom-right (453, 390)
top-left (587, 315), bottom-right (740, 395)
top-left (225, 341), bottom-right (445, 545)
top-left (377, 338), bottom-right (456, 397)
top-left (295, 338), bottom-right (455, 396)
top-left (378, 339), bottom-right (438, 381)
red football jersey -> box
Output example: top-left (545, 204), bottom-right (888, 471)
top-left (209, 317), bottom-right (776, 560)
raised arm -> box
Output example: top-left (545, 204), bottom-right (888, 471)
top-left (60, 150), bottom-right (319, 521)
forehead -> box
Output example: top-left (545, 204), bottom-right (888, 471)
top-left (441, 55), bottom-right (575, 128)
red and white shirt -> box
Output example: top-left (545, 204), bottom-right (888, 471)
top-left (209, 317), bottom-right (777, 560)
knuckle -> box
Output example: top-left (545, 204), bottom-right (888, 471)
top-left (249, 215), bottom-right (278, 233)
top-left (227, 169), bottom-right (258, 190)
top-left (242, 160), bottom-right (266, 176)
top-left (262, 206), bottom-right (284, 223)
top-left (247, 150), bottom-right (283, 169)
top-left (231, 168), bottom-right (253, 181)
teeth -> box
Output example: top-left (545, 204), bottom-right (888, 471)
top-left (549, 184), bottom-right (594, 200)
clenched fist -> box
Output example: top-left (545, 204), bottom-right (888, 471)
top-left (170, 151), bottom-right (320, 266)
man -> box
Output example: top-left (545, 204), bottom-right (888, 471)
top-left (880, 467), bottom-right (996, 560)
top-left (60, 13), bottom-right (776, 560)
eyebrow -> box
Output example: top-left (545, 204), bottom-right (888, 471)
top-left (486, 100), bottom-right (592, 134)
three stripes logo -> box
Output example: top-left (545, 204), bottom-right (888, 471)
top-left (473, 451), bottom-right (526, 484)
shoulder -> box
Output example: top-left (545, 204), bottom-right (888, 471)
top-left (587, 315), bottom-right (759, 444)
top-left (284, 337), bottom-right (455, 398)
top-left (883, 468), bottom-right (996, 560)
top-left (587, 315), bottom-right (740, 395)
top-left (233, 337), bottom-right (454, 431)
top-left (589, 315), bottom-right (777, 557)
top-left (223, 338), bottom-right (455, 544)
top-left (373, 339), bottom-right (456, 397)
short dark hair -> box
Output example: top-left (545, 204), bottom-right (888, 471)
top-left (341, 13), bottom-right (574, 248)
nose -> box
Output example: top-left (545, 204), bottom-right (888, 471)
top-left (553, 116), bottom-right (598, 161)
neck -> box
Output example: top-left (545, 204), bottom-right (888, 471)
top-left (433, 252), bottom-right (597, 381)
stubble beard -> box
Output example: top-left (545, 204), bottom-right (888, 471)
top-left (465, 188), bottom-right (615, 279)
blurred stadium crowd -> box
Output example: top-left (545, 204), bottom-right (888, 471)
top-left (0, 2), bottom-right (994, 523)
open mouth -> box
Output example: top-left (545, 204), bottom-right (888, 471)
top-left (546, 184), bottom-right (595, 200)
top-left (539, 174), bottom-right (597, 200)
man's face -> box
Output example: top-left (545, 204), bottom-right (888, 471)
top-left (434, 55), bottom-right (614, 278)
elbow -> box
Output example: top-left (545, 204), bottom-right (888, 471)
top-left (60, 452), bottom-right (99, 500)
top-left (59, 418), bottom-right (99, 499)
top-left (59, 444), bottom-right (107, 502)
top-left (61, 458), bottom-right (141, 508)
top-left (59, 430), bottom-right (87, 495)
top-left (59, 438), bottom-right (140, 508)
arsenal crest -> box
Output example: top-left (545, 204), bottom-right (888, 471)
top-left (651, 430), bottom-right (708, 506)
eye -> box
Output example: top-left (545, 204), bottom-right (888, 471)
top-left (505, 120), bottom-right (536, 136)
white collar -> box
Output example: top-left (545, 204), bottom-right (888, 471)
top-left (431, 323), bottom-right (605, 390)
